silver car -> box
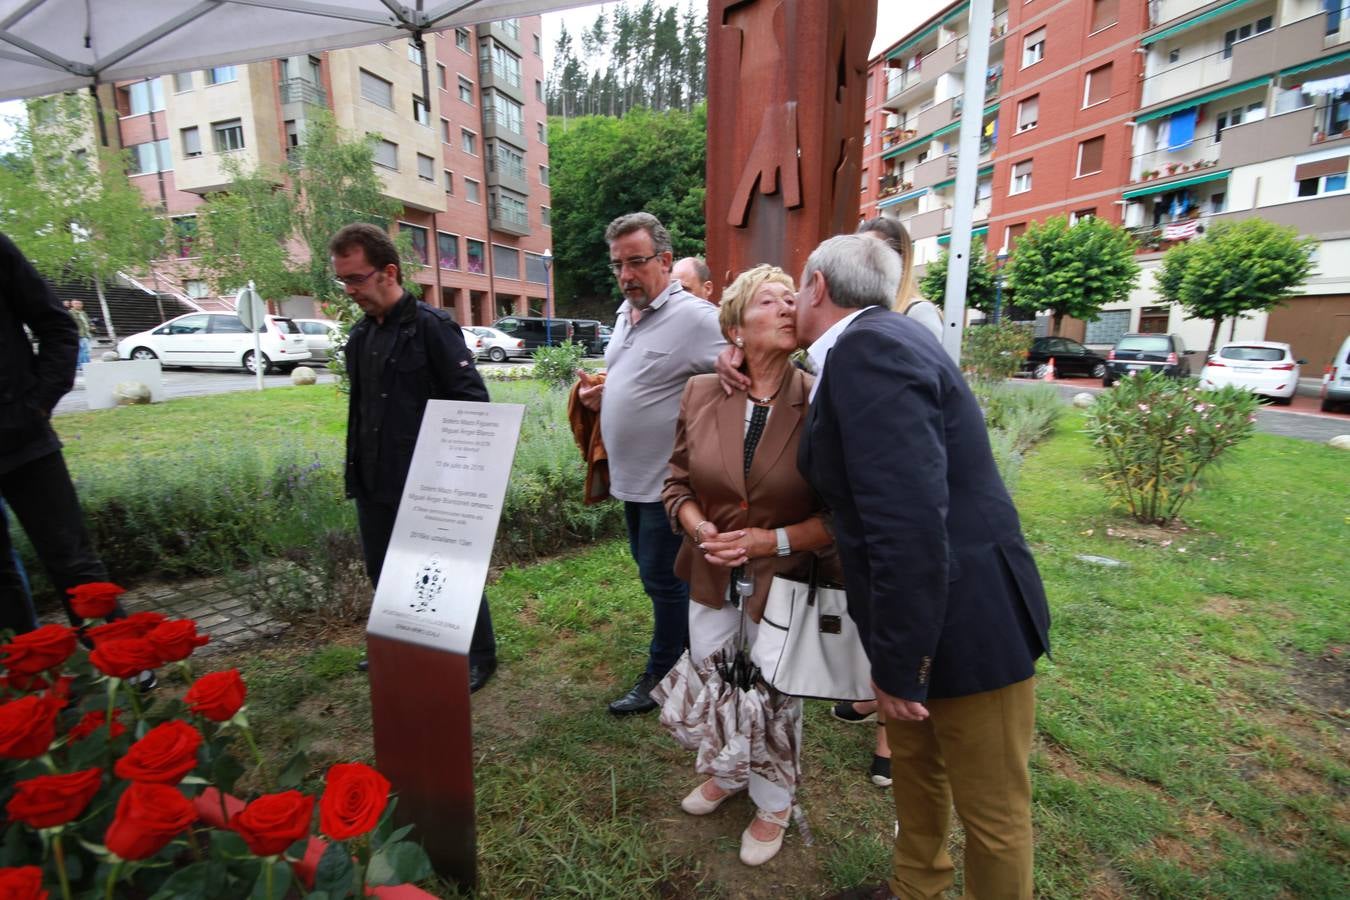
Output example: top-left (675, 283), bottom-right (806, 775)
top-left (295, 318), bottom-right (341, 364)
top-left (468, 326), bottom-right (529, 363)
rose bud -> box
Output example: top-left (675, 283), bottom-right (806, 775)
top-left (104, 782), bottom-right (197, 861)
top-left (66, 582), bottom-right (125, 620)
top-left (184, 669), bottom-right (246, 722)
top-left (230, 791), bottom-right (315, 857)
top-left (6, 768), bottom-right (103, 829)
top-left (114, 720), bottom-right (203, 785)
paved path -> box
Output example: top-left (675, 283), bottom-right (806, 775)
top-left (1006, 376), bottom-right (1350, 443)
top-left (53, 369), bottom-right (340, 416)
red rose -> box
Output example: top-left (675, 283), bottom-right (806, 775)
top-left (104, 782), bottom-right (197, 861)
top-left (89, 639), bottom-right (161, 680)
top-left (6, 768), bottom-right (103, 829)
top-left (68, 708), bottom-right (127, 742)
top-left (66, 582), bottom-right (125, 620)
top-left (0, 695), bottom-right (59, 760)
top-left (0, 625), bottom-right (77, 677)
top-left (145, 620), bottom-right (210, 662)
top-left (319, 762), bottom-right (390, 841)
top-left (114, 720), bottom-right (202, 784)
top-left (0, 866), bottom-right (47, 899)
top-left (184, 669), bottom-right (246, 722)
top-left (87, 612), bottom-right (166, 645)
top-left (230, 791), bottom-right (315, 857)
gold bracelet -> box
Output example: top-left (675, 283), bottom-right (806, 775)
top-left (693, 520), bottom-right (711, 543)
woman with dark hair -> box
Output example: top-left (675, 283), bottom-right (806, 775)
top-left (857, 217), bottom-right (943, 341)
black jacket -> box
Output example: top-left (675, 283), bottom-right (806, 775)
top-left (344, 292), bottom-right (488, 505)
top-left (798, 308), bottom-right (1050, 702)
top-left (0, 232), bottom-right (77, 475)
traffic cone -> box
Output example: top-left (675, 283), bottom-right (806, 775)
top-left (1044, 357), bottom-right (1056, 381)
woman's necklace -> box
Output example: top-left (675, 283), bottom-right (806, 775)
top-left (748, 383), bottom-right (782, 406)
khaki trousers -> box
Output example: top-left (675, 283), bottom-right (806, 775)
top-left (884, 677), bottom-right (1036, 899)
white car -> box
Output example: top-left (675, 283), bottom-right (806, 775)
top-left (467, 326), bottom-right (528, 363)
top-left (462, 327), bottom-right (484, 357)
top-left (117, 312), bottom-right (311, 374)
top-left (1199, 341), bottom-right (1304, 404)
top-left (294, 318), bottom-right (340, 364)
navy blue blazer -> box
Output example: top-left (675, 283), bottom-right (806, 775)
top-left (798, 308), bottom-right (1050, 701)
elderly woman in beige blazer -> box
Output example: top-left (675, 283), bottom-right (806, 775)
top-left (661, 264), bottom-right (834, 867)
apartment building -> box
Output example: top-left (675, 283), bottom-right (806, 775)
top-left (863, 0), bottom-right (1350, 366)
top-left (102, 16), bottom-right (551, 326)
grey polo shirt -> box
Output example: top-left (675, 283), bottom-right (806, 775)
top-left (601, 283), bottom-right (726, 502)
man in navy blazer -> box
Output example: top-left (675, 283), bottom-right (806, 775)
top-left (796, 235), bottom-right (1050, 900)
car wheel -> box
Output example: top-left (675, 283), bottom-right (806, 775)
top-left (243, 351), bottom-right (272, 375)
top-left (1322, 397), bottom-right (1340, 413)
top-left (1033, 363), bottom-right (1050, 380)
top-left (1091, 362), bottom-right (1106, 379)
top-left (130, 347), bottom-right (157, 361)
top-left (1273, 394), bottom-right (1293, 406)
top-left (489, 347), bottom-right (507, 363)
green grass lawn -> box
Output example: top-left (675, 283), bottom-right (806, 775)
top-left (184, 412), bottom-right (1348, 898)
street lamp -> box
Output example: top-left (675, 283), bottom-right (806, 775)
top-left (992, 244), bottom-right (1009, 325)
top-left (541, 248), bottom-right (554, 346)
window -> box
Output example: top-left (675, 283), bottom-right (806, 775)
top-left (1016, 94), bottom-right (1039, 131)
top-left (1168, 47), bottom-right (1181, 64)
top-left (181, 126), bottom-right (201, 158)
top-left (455, 28), bottom-right (471, 52)
top-left (127, 140), bottom-right (172, 175)
top-left (461, 128), bottom-right (477, 155)
top-left (1209, 191), bottom-right (1227, 214)
top-left (444, 169), bottom-right (454, 193)
top-left (501, 18), bottom-right (520, 40)
top-left (206, 66), bottom-right (236, 85)
top-left (211, 315), bottom-right (249, 334)
top-left (541, 205), bottom-right (551, 228)
top-left (1090, 0), bottom-right (1118, 33)
top-left (539, 164), bottom-right (549, 186)
top-left (437, 64), bottom-right (447, 91)
top-left (184, 279), bottom-right (209, 299)
top-left (466, 239), bottom-right (485, 273)
top-left (491, 190), bottom-right (530, 230)
top-left (537, 121), bottom-right (547, 144)
top-left (408, 42), bottom-right (423, 66)
top-left (412, 95), bottom-right (429, 126)
top-left (400, 223), bottom-right (429, 265)
top-left (465, 177), bottom-right (481, 203)
top-left (1215, 102), bottom-right (1265, 141)
top-left (458, 76), bottom-right (474, 104)
top-left (359, 69), bottom-right (394, 108)
top-left (525, 253), bottom-right (549, 284)
top-left (440, 118), bottom-right (451, 143)
top-left (373, 139), bottom-right (397, 169)
top-left (165, 314), bottom-right (208, 334)
top-left (1223, 17), bottom-right (1273, 59)
top-left (1084, 309), bottom-right (1130, 344)
top-left (1011, 159), bottom-right (1033, 194)
top-left (489, 139), bottom-right (526, 180)
top-left (285, 120), bottom-right (298, 149)
top-left (212, 118), bottom-right (245, 152)
top-left (438, 232), bottom-right (459, 269)
top-left (417, 153), bottom-right (435, 181)
top-left (533, 33), bottom-right (542, 55)
top-left (483, 89), bottom-right (524, 133)
top-left (1084, 63), bottom-right (1112, 107)
top-left (1005, 222), bottom-right (1027, 249)
top-left (492, 243), bottom-right (520, 278)
top-left (863, 124), bottom-right (871, 146)
top-left (1294, 156), bottom-right (1349, 197)
top-left (173, 72), bottom-right (193, 93)
top-left (124, 80), bottom-right (165, 115)
top-left (536, 79), bottom-right (544, 102)
top-left (1077, 136), bottom-right (1105, 176)
top-left (860, 168), bottom-right (869, 192)
top-left (172, 217), bottom-right (198, 258)
top-left (479, 39), bottom-right (522, 87)
top-left (1022, 28), bottom-right (1045, 68)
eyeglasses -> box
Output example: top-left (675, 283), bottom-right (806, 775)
top-left (608, 254), bottom-right (661, 275)
top-left (334, 269), bottom-right (379, 287)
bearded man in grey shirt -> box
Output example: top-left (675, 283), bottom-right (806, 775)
top-left (576, 212), bottom-right (726, 715)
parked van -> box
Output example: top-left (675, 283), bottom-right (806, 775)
top-left (491, 316), bottom-right (605, 355)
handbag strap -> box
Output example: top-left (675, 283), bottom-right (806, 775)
top-left (806, 556), bottom-right (819, 608)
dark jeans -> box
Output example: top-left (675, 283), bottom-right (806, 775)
top-left (624, 500), bottom-right (689, 679)
top-left (0, 450), bottom-right (122, 634)
top-left (355, 497), bottom-right (496, 663)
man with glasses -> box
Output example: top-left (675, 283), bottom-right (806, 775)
top-left (332, 222), bottom-right (498, 692)
top-left (575, 212), bottom-right (725, 715)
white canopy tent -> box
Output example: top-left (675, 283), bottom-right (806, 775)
top-left (0, 0), bottom-right (580, 102)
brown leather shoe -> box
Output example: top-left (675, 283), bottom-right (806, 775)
top-left (824, 886), bottom-right (897, 900)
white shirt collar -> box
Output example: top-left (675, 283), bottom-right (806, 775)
top-left (807, 306), bottom-right (878, 401)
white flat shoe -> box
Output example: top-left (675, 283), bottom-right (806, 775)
top-left (739, 807), bottom-right (791, 866)
top-left (680, 779), bottom-right (741, 815)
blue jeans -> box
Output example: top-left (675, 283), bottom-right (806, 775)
top-left (77, 337), bottom-right (90, 371)
top-left (623, 500), bottom-right (689, 678)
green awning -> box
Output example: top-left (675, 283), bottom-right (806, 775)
top-left (883, 120), bottom-right (961, 159)
top-left (889, 2), bottom-right (970, 58)
top-left (938, 225), bottom-right (989, 246)
top-left (1141, 0), bottom-right (1259, 46)
top-left (1135, 76), bottom-right (1271, 123)
top-left (1121, 168), bottom-right (1230, 200)
top-left (1279, 49), bottom-right (1350, 79)
top-left (931, 164), bottom-right (995, 192)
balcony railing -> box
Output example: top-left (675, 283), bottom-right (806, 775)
top-left (881, 126), bottom-right (920, 150)
top-left (1128, 216), bottom-right (1210, 250)
top-left (491, 205), bottom-right (529, 230)
top-left (279, 78), bottom-right (326, 107)
top-left (877, 173), bottom-right (915, 199)
top-left (1130, 138), bottom-right (1223, 183)
top-left (479, 58), bottom-right (521, 88)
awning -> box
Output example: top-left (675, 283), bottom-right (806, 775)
top-left (883, 121), bottom-right (961, 159)
top-left (1135, 76), bottom-right (1271, 123)
top-left (931, 164), bottom-right (995, 192)
top-left (878, 186), bottom-right (929, 208)
top-left (1121, 168), bottom-right (1231, 200)
top-left (938, 225), bottom-right (988, 245)
top-left (889, 1), bottom-right (970, 58)
top-left (1280, 50), bottom-right (1350, 79)
top-left (1141, 0), bottom-right (1260, 46)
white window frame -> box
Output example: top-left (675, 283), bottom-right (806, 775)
top-left (1076, 136), bottom-right (1105, 177)
top-left (1010, 159), bottom-right (1033, 194)
top-left (211, 118), bottom-right (245, 152)
top-left (1083, 63), bottom-right (1112, 108)
top-left (465, 177), bottom-right (481, 204)
top-left (1022, 28), bottom-right (1045, 68)
top-left (461, 128), bottom-right (478, 156)
top-left (1016, 95), bottom-right (1038, 132)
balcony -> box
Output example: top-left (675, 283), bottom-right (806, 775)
top-left (1231, 10), bottom-right (1348, 83)
top-left (907, 206), bottom-right (950, 241)
top-left (1128, 216), bottom-right (1209, 251)
top-left (1141, 45), bottom-right (1233, 108)
top-left (881, 125), bottom-right (921, 152)
top-left (490, 205), bottom-right (530, 236)
top-left (876, 173), bottom-right (915, 201)
top-left (916, 96), bottom-right (960, 136)
top-left (883, 65), bottom-right (930, 111)
top-left (278, 78), bottom-right (326, 107)
top-left (913, 154), bottom-right (955, 190)
top-left (923, 35), bottom-right (965, 81)
top-left (1216, 104), bottom-right (1332, 167)
top-left (1130, 138), bottom-right (1223, 184)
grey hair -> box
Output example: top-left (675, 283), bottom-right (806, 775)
top-left (604, 212), bottom-right (673, 255)
top-left (802, 234), bottom-right (901, 309)
top-left (677, 256), bottom-right (712, 283)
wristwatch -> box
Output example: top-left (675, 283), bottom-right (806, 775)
top-left (775, 527), bottom-right (791, 557)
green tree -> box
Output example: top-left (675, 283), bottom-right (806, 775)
top-left (548, 104), bottom-right (708, 311)
top-left (1008, 215), bottom-right (1140, 336)
top-left (1156, 219), bottom-right (1315, 356)
top-left (0, 93), bottom-right (166, 341)
top-left (918, 242), bottom-right (1003, 315)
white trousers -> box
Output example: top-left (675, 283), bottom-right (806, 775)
top-left (688, 599), bottom-right (802, 813)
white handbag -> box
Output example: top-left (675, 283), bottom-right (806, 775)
top-left (751, 566), bottom-right (874, 702)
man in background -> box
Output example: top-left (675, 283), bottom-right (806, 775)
top-left (671, 256), bottom-right (715, 302)
top-left (69, 300), bottom-right (93, 375)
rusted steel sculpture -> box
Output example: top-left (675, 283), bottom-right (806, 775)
top-left (706, 0), bottom-right (877, 295)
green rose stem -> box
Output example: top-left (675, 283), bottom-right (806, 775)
top-left (176, 659), bottom-right (194, 685)
top-left (264, 856), bottom-right (276, 900)
top-left (237, 722), bottom-right (272, 788)
top-left (103, 860), bottom-right (122, 900)
top-left (184, 825), bottom-right (204, 861)
top-left (120, 677), bottom-right (144, 721)
top-left (52, 834), bottom-right (73, 900)
top-left (356, 837), bottom-right (370, 900)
